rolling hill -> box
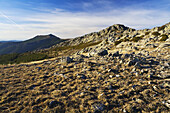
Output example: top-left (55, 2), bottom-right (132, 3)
top-left (0, 34), bottom-right (66, 55)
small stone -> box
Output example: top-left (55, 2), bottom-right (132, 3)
top-left (48, 101), bottom-right (64, 109)
top-left (57, 74), bottom-right (68, 78)
top-left (62, 56), bottom-right (73, 63)
top-left (98, 49), bottom-right (108, 56)
top-left (116, 75), bottom-right (120, 77)
top-left (134, 72), bottom-right (139, 76)
top-left (35, 67), bottom-right (42, 70)
top-left (153, 94), bottom-right (158, 97)
top-left (76, 74), bottom-right (86, 79)
top-left (148, 74), bottom-right (153, 79)
top-left (153, 86), bottom-right (157, 90)
top-left (108, 69), bottom-right (113, 72)
top-left (132, 97), bottom-right (136, 101)
top-left (132, 85), bottom-right (137, 89)
top-left (118, 91), bottom-right (124, 95)
top-left (123, 109), bottom-right (127, 112)
top-left (98, 93), bottom-right (104, 99)
top-left (109, 75), bottom-right (113, 78)
top-left (92, 103), bottom-right (105, 112)
top-left (112, 51), bottom-right (119, 57)
top-left (122, 54), bottom-right (130, 59)
top-left (108, 69), bottom-right (118, 73)
top-left (28, 85), bottom-right (36, 90)
top-left (165, 100), bottom-right (170, 108)
top-left (162, 101), bottom-right (166, 104)
top-left (164, 62), bottom-right (169, 67)
top-left (66, 57), bottom-right (73, 63)
top-left (132, 68), bottom-right (136, 72)
top-left (133, 46), bottom-right (138, 50)
top-left (108, 53), bottom-right (113, 57)
top-left (49, 101), bottom-right (58, 108)
top-left (80, 92), bottom-right (84, 96)
top-left (134, 62), bottom-right (141, 68)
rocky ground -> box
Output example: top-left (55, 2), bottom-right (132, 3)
top-left (0, 23), bottom-right (170, 113)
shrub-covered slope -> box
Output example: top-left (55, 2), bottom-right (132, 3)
top-left (0, 34), bottom-right (65, 55)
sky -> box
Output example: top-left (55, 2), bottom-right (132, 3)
top-left (0, 0), bottom-right (170, 41)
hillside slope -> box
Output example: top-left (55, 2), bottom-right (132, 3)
top-left (40, 23), bottom-right (169, 57)
top-left (0, 23), bottom-right (169, 112)
top-left (0, 34), bottom-right (66, 55)
top-left (53, 24), bottom-right (135, 47)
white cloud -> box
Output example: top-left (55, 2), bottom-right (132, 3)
top-left (0, 7), bottom-right (170, 41)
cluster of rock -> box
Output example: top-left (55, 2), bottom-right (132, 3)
top-left (50, 24), bottom-right (134, 47)
top-left (0, 22), bottom-right (169, 112)
top-left (50, 22), bottom-right (169, 48)
top-left (0, 48), bottom-right (169, 112)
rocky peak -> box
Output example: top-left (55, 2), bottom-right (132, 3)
top-left (53, 24), bottom-right (135, 47)
top-left (108, 24), bottom-right (132, 31)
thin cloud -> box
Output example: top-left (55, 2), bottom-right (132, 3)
top-left (0, 11), bottom-right (24, 30)
top-left (0, 7), bottom-right (170, 40)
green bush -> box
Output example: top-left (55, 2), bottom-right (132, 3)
top-left (158, 25), bottom-right (166, 31)
top-left (122, 37), bottom-right (129, 42)
top-left (145, 32), bottom-right (150, 35)
top-left (52, 40), bottom-right (102, 51)
top-left (0, 53), bottom-right (19, 64)
top-left (0, 53), bottom-right (49, 64)
top-left (114, 37), bottom-right (131, 46)
top-left (131, 37), bottom-right (142, 42)
top-left (114, 39), bottom-right (123, 46)
top-left (15, 53), bottom-right (48, 63)
top-left (152, 32), bottom-right (160, 36)
top-left (160, 35), bottom-right (168, 41)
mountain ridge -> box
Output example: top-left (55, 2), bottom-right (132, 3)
top-left (44, 24), bottom-right (135, 51)
top-left (0, 22), bottom-right (169, 64)
top-left (0, 34), bottom-right (66, 55)
top-left (37, 22), bottom-right (169, 59)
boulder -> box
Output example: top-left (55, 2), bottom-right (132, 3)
top-left (91, 103), bottom-right (105, 112)
top-left (127, 58), bottom-right (139, 66)
top-left (97, 49), bottom-right (108, 56)
top-left (112, 51), bottom-right (119, 57)
top-left (61, 56), bottom-right (73, 63)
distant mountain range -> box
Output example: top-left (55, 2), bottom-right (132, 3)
top-left (0, 40), bottom-right (20, 43)
top-left (0, 34), bottom-right (66, 55)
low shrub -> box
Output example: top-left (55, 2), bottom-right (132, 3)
top-left (131, 37), bottom-right (142, 42)
top-left (52, 40), bottom-right (102, 51)
top-left (152, 32), bottom-right (160, 36)
top-left (0, 53), bottom-right (48, 64)
top-left (158, 25), bottom-right (166, 31)
top-left (160, 35), bottom-right (168, 41)
top-left (145, 32), bottom-right (150, 35)
top-left (114, 39), bottom-right (123, 46)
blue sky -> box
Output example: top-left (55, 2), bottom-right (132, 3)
top-left (0, 0), bottom-right (170, 40)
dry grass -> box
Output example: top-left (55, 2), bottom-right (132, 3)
top-left (0, 50), bottom-right (169, 112)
